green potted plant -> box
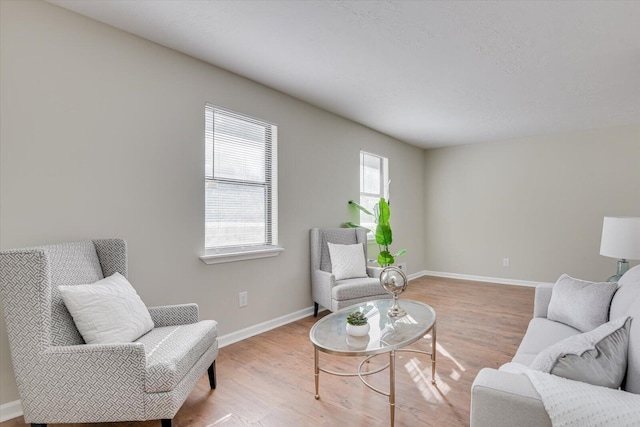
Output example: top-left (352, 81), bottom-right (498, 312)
top-left (347, 197), bottom-right (406, 266)
top-left (346, 310), bottom-right (370, 336)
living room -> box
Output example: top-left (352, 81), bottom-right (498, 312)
top-left (1, 1), bottom-right (639, 426)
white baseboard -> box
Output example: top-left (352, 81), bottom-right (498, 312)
top-left (216, 268), bottom-right (533, 349)
top-left (0, 400), bottom-right (22, 422)
top-left (407, 271), bottom-right (426, 281)
top-left (419, 270), bottom-right (540, 287)
top-left (217, 305), bottom-right (319, 348)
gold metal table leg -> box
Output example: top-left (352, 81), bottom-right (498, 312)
top-left (314, 347), bottom-right (320, 399)
top-left (431, 322), bottom-right (437, 385)
top-left (389, 350), bottom-right (395, 427)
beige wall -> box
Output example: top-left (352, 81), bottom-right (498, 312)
top-left (424, 125), bottom-right (640, 283)
top-left (0, 1), bottom-right (426, 404)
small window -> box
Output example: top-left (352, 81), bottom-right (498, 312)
top-left (201, 105), bottom-right (282, 264)
top-left (359, 151), bottom-right (389, 234)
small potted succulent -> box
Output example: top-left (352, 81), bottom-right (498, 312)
top-left (346, 311), bottom-right (370, 336)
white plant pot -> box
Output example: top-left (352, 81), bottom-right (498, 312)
top-left (346, 322), bottom-right (370, 337)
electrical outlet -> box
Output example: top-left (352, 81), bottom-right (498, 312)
top-left (239, 291), bottom-right (248, 307)
top-left (503, 258), bottom-right (510, 267)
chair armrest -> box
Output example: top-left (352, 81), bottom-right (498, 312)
top-left (36, 343), bottom-right (147, 420)
top-left (367, 266), bottom-right (383, 278)
top-left (147, 303), bottom-right (199, 326)
top-left (313, 269), bottom-right (336, 287)
top-left (471, 368), bottom-right (551, 427)
top-left (46, 342), bottom-right (145, 356)
top-left (312, 270), bottom-right (336, 311)
top-left (533, 283), bottom-right (554, 318)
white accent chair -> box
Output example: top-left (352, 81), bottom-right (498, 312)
top-left (0, 239), bottom-right (218, 427)
top-left (310, 228), bottom-right (391, 316)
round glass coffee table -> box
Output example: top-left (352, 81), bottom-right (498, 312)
top-left (309, 299), bottom-right (436, 427)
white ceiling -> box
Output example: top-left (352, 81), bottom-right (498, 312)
top-left (48, 0), bottom-right (640, 149)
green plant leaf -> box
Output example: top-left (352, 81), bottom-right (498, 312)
top-left (345, 222), bottom-right (373, 234)
top-left (376, 223), bottom-right (392, 247)
top-left (346, 196), bottom-right (405, 267)
top-left (346, 311), bottom-right (368, 325)
top-left (378, 250), bottom-right (394, 266)
top-left (377, 198), bottom-right (390, 226)
top-left (348, 200), bottom-right (373, 217)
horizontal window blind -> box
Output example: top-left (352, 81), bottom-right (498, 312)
top-left (205, 104), bottom-right (278, 251)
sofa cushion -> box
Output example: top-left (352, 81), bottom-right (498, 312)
top-left (529, 317), bottom-right (631, 389)
top-left (517, 318), bottom-right (581, 357)
top-left (59, 272), bottom-right (154, 344)
top-left (610, 265), bottom-right (640, 394)
top-left (136, 320), bottom-right (218, 393)
top-left (511, 353), bottom-right (537, 366)
top-left (332, 277), bottom-right (388, 300)
top-left (610, 265), bottom-right (640, 319)
top-left (547, 274), bottom-right (617, 332)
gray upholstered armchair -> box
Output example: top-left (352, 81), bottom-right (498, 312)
top-left (310, 228), bottom-right (391, 316)
top-left (0, 239), bottom-right (218, 427)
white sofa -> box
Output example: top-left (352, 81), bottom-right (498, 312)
top-left (470, 264), bottom-right (640, 427)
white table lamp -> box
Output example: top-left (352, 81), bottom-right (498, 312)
top-left (600, 216), bottom-right (640, 282)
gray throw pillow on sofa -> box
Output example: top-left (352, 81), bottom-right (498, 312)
top-left (530, 316), bottom-right (631, 389)
top-left (547, 274), bottom-right (618, 332)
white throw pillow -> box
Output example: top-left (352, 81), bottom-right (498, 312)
top-left (529, 316), bottom-right (631, 389)
top-left (327, 242), bottom-right (368, 281)
top-left (547, 274), bottom-right (618, 332)
top-left (59, 272), bottom-right (154, 344)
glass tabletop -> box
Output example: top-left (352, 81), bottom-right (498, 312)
top-left (310, 299), bottom-right (436, 356)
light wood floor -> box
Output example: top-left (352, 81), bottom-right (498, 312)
top-left (1, 276), bottom-right (534, 427)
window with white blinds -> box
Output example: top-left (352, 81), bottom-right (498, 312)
top-left (203, 105), bottom-right (280, 262)
top-left (360, 151), bottom-right (389, 234)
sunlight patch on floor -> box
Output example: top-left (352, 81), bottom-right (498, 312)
top-left (404, 357), bottom-right (451, 403)
top-left (209, 413), bottom-right (232, 425)
top-left (437, 341), bottom-right (466, 372)
top-left (401, 337), bottom-right (467, 404)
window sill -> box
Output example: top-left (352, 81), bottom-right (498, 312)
top-left (199, 246), bottom-right (284, 265)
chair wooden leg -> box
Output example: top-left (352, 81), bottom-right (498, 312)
top-left (208, 360), bottom-right (217, 389)
top-left (161, 419), bottom-right (172, 427)
top-left (314, 302), bottom-right (319, 317)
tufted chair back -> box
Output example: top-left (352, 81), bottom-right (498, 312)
top-left (310, 228), bottom-right (369, 274)
top-left (0, 239), bottom-right (127, 354)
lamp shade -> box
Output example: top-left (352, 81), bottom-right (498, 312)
top-left (600, 217), bottom-right (640, 260)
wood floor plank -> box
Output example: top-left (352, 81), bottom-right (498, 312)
top-left (0, 276), bottom-right (534, 427)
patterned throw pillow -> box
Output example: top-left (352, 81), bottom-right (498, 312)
top-left (59, 272), bottom-right (154, 344)
top-left (530, 316), bottom-right (631, 389)
top-left (327, 242), bottom-right (368, 281)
